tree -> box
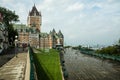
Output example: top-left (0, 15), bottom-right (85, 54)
top-left (118, 39), bottom-right (120, 46)
top-left (0, 6), bottom-right (19, 45)
top-left (7, 24), bottom-right (18, 45)
top-left (0, 7), bottom-right (19, 24)
top-left (96, 39), bottom-right (120, 55)
top-left (115, 39), bottom-right (120, 54)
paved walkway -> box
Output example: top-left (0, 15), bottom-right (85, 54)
top-left (0, 52), bottom-right (29, 80)
top-left (0, 48), bottom-right (15, 67)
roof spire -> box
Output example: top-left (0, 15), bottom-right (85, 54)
top-left (29, 4), bottom-right (41, 16)
top-left (58, 30), bottom-right (64, 38)
top-left (34, 3), bottom-right (35, 7)
top-left (52, 28), bottom-right (56, 33)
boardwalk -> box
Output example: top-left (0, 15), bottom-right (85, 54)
top-left (64, 48), bottom-right (120, 80)
top-left (0, 52), bottom-right (28, 80)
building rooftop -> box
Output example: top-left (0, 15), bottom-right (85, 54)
top-left (29, 4), bottom-right (41, 16)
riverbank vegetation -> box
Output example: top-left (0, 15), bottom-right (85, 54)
top-left (73, 39), bottom-right (120, 56)
top-left (96, 39), bottom-right (120, 56)
top-left (71, 39), bottom-right (120, 61)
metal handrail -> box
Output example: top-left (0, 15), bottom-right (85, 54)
top-left (28, 46), bottom-right (36, 80)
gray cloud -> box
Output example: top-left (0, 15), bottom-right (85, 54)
top-left (0, 0), bottom-right (120, 46)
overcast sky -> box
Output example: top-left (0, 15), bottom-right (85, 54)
top-left (1, 0), bottom-right (120, 46)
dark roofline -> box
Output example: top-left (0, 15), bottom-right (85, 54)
top-left (29, 4), bottom-right (41, 16)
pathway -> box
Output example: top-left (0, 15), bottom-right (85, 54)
top-left (0, 52), bottom-right (28, 80)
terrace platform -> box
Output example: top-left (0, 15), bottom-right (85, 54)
top-left (0, 52), bottom-right (30, 80)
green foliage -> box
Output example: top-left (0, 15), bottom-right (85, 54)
top-left (64, 46), bottom-right (71, 48)
top-left (33, 49), bottom-right (62, 80)
top-left (96, 39), bottom-right (120, 55)
top-left (72, 45), bottom-right (82, 50)
top-left (0, 7), bottom-right (19, 24)
top-left (0, 6), bottom-right (19, 45)
top-left (8, 24), bottom-right (18, 45)
top-left (82, 47), bottom-right (94, 51)
top-left (8, 45), bottom-right (15, 49)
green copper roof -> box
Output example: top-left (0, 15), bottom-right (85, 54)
top-left (13, 24), bottom-right (64, 39)
top-left (39, 33), bottom-right (48, 38)
top-left (13, 24), bottom-right (39, 33)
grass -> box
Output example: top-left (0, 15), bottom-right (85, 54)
top-left (33, 49), bottom-right (62, 80)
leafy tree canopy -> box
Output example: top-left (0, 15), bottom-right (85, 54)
top-left (0, 6), bottom-right (19, 25)
top-left (0, 6), bottom-right (19, 45)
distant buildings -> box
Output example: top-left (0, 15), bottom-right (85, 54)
top-left (13, 5), bottom-right (64, 49)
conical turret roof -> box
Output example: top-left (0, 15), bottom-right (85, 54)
top-left (58, 30), bottom-right (64, 38)
top-left (29, 4), bottom-right (41, 16)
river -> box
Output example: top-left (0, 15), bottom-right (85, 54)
top-left (64, 48), bottom-right (120, 80)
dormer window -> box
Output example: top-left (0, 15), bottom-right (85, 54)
top-left (32, 22), bottom-right (36, 27)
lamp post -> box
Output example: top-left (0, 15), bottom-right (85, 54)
top-left (15, 35), bottom-right (18, 57)
top-left (44, 36), bottom-right (45, 51)
top-left (43, 34), bottom-right (46, 51)
top-left (39, 33), bottom-right (41, 48)
top-left (29, 38), bottom-right (31, 47)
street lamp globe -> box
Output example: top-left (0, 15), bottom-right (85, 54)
top-left (15, 35), bottom-right (18, 57)
top-left (15, 35), bottom-right (18, 39)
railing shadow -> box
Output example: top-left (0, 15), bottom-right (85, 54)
top-left (29, 47), bottom-right (50, 80)
top-left (33, 54), bottom-right (50, 80)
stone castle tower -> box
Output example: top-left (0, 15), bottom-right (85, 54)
top-left (13, 5), bottom-right (64, 48)
top-left (27, 4), bottom-right (42, 32)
